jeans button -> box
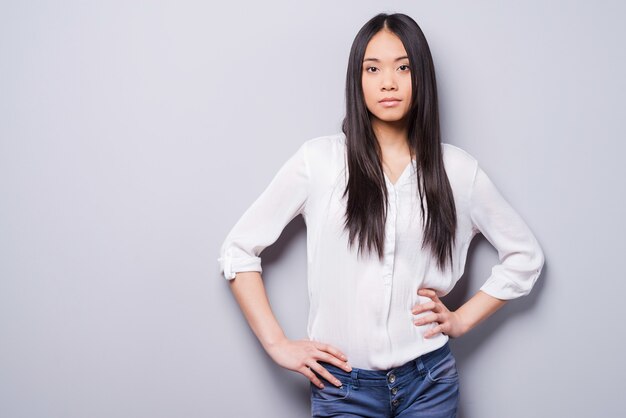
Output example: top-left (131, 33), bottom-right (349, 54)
top-left (392, 399), bottom-right (399, 406)
top-left (391, 387), bottom-right (398, 395)
top-left (388, 373), bottom-right (396, 384)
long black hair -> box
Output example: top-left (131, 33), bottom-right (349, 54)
top-left (341, 12), bottom-right (457, 272)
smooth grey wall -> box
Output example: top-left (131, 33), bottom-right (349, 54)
top-left (1, 1), bottom-right (624, 417)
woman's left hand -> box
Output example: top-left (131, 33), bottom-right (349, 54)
top-left (412, 288), bottom-right (468, 339)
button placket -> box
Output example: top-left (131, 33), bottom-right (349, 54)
top-left (382, 184), bottom-right (397, 287)
top-left (388, 371), bottom-right (401, 408)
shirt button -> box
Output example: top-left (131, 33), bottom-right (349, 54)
top-left (388, 373), bottom-right (396, 384)
top-left (391, 387), bottom-right (398, 395)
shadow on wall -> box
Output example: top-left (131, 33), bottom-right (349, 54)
top-left (247, 215), bottom-right (312, 409)
top-left (445, 234), bottom-right (548, 418)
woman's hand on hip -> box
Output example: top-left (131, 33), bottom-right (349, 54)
top-left (412, 288), bottom-right (468, 339)
top-left (265, 337), bottom-right (352, 389)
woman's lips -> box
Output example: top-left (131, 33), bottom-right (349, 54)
top-left (379, 99), bottom-right (401, 108)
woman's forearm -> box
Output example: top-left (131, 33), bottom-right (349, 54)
top-left (228, 273), bottom-right (352, 388)
top-left (455, 290), bottom-right (508, 334)
top-left (228, 271), bottom-right (287, 351)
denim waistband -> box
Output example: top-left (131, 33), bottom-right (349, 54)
top-left (316, 341), bottom-right (452, 388)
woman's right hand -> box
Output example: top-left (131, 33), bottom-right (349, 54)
top-left (265, 337), bottom-right (353, 388)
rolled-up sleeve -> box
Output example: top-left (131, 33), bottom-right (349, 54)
top-left (217, 141), bottom-right (310, 280)
top-left (469, 163), bottom-right (545, 300)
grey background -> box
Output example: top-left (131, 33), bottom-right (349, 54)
top-left (1, 1), bottom-right (624, 417)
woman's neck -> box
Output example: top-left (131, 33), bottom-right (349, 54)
top-left (372, 119), bottom-right (412, 159)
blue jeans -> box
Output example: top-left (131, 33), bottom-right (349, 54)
top-left (309, 341), bottom-right (460, 417)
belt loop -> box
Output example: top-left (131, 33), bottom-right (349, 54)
top-left (351, 368), bottom-right (359, 390)
top-left (415, 356), bottom-right (425, 373)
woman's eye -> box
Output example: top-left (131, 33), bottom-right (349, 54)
top-left (365, 65), bottom-right (409, 73)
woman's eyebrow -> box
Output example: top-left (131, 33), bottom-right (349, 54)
top-left (363, 55), bottom-right (409, 63)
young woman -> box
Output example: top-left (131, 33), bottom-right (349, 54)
top-left (218, 12), bottom-right (544, 418)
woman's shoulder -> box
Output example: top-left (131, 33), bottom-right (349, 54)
top-left (441, 142), bottom-right (481, 195)
top-left (303, 131), bottom-right (345, 148)
top-left (441, 142), bottom-right (479, 173)
top-left (299, 136), bottom-right (480, 174)
top-left (302, 132), bottom-right (346, 161)
top-left (298, 133), bottom-right (346, 189)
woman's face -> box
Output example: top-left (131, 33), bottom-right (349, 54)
top-left (361, 29), bottom-right (412, 127)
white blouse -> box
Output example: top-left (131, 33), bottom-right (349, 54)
top-left (217, 132), bottom-right (545, 370)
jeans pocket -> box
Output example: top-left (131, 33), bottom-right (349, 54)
top-left (425, 350), bottom-right (459, 384)
top-left (310, 380), bottom-right (351, 402)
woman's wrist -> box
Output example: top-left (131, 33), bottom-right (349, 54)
top-left (262, 333), bottom-right (288, 352)
top-left (455, 290), bottom-right (507, 335)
